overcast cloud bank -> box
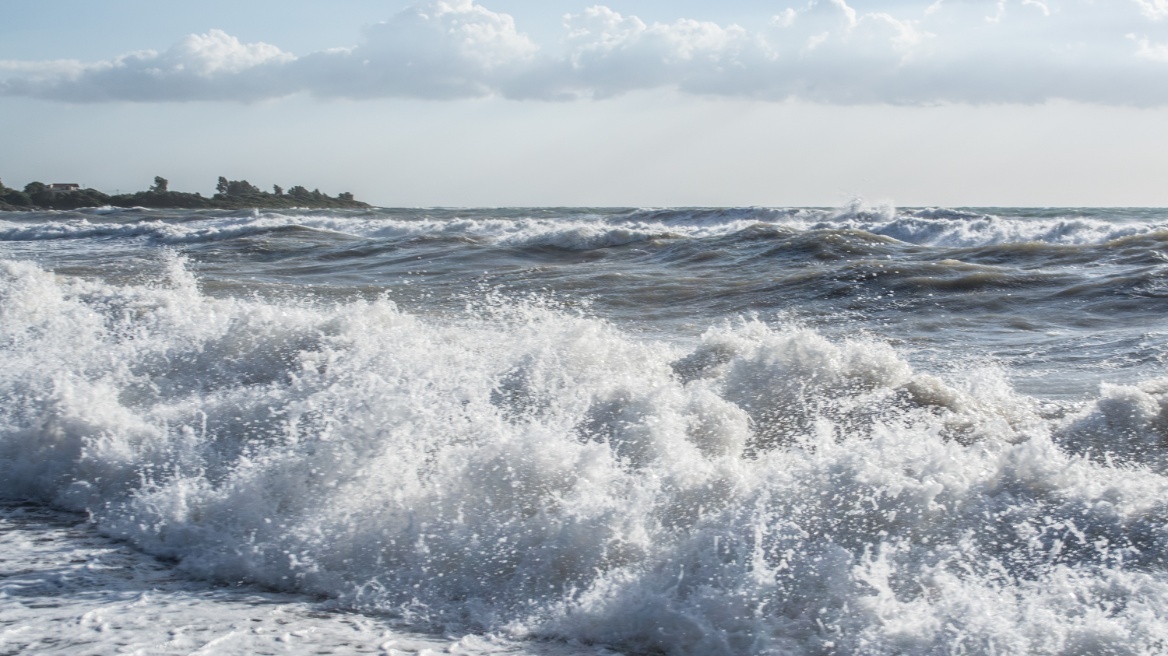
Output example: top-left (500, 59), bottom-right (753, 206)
top-left (2, 0), bottom-right (1167, 105)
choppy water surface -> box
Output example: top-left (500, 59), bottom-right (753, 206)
top-left (2, 205), bottom-right (1168, 654)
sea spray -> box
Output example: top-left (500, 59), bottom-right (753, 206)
top-left (3, 254), bottom-right (1168, 654)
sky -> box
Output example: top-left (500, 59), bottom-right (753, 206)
top-left (2, 0), bottom-right (1168, 207)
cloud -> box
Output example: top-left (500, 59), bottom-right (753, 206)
top-left (1136, 0), bottom-right (1168, 20)
top-left (547, 6), bottom-right (777, 98)
top-left (294, 0), bottom-right (538, 99)
top-left (1132, 35), bottom-right (1168, 62)
top-left (0, 30), bottom-right (293, 102)
top-left (2, 0), bottom-right (1168, 106)
top-left (0, 59), bottom-right (88, 77)
top-left (1, 0), bottom-right (535, 102)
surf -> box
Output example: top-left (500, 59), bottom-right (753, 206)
top-left (3, 253), bottom-right (1168, 654)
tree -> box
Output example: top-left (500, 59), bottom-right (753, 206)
top-left (3, 190), bottom-right (31, 206)
top-left (22, 182), bottom-right (50, 207)
top-left (225, 179), bottom-right (260, 196)
top-left (216, 176), bottom-right (229, 194)
top-left (150, 176), bottom-right (169, 193)
top-left (273, 184), bottom-right (283, 196)
top-left (338, 192), bottom-right (354, 201)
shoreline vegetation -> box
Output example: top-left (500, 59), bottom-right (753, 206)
top-left (0, 176), bottom-right (371, 211)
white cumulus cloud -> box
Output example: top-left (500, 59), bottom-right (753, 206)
top-left (1136, 0), bottom-right (1168, 20)
top-left (293, 0), bottom-right (538, 99)
top-left (0, 29), bottom-right (293, 102)
top-left (1132, 34), bottom-right (1168, 61)
top-left (549, 6), bottom-right (776, 98)
top-left (2, 0), bottom-right (1167, 105)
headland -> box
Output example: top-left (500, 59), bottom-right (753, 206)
top-left (0, 176), bottom-right (370, 211)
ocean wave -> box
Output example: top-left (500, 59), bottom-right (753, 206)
top-left (3, 256), bottom-right (1168, 654)
top-left (2, 206), bottom-right (1167, 252)
top-left (812, 213), bottom-right (1161, 248)
top-left (0, 216), bottom-right (349, 245)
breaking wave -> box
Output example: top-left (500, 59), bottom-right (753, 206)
top-left (2, 204), bottom-right (1166, 252)
top-left (2, 255), bottom-right (1168, 654)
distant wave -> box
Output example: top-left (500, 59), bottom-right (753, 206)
top-left (2, 205), bottom-right (1166, 251)
top-left (0, 217), bottom-right (351, 244)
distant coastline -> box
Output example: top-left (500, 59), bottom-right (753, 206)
top-left (0, 176), bottom-right (370, 211)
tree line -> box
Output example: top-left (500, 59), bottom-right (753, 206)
top-left (0, 176), bottom-right (369, 211)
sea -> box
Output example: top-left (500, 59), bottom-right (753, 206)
top-left (2, 203), bottom-right (1168, 655)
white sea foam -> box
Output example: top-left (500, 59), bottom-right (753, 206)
top-left (1, 504), bottom-right (581, 655)
top-left (2, 256), bottom-right (1168, 654)
top-left (1056, 378), bottom-right (1168, 470)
